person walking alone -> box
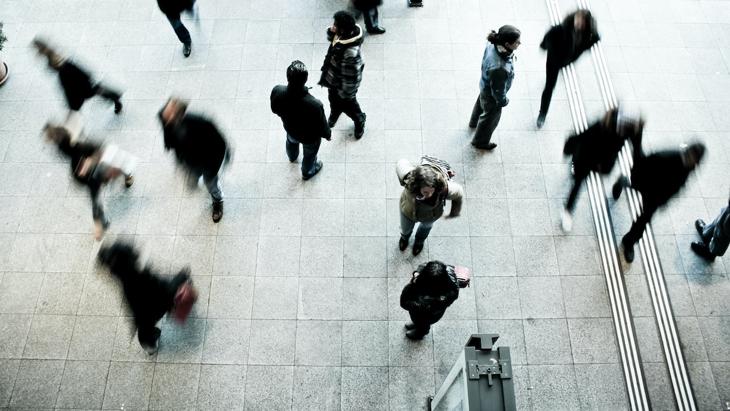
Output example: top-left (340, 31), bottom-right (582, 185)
top-left (271, 61), bottom-right (332, 180)
top-left (537, 9), bottom-right (600, 128)
top-left (469, 25), bottom-right (521, 151)
top-left (353, 0), bottom-right (386, 34)
top-left (157, 0), bottom-right (197, 57)
top-left (400, 261), bottom-right (460, 340)
top-left (319, 11), bottom-right (367, 139)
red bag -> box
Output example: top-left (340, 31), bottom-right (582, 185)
top-left (172, 281), bottom-right (198, 323)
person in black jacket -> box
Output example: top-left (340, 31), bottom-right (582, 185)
top-left (561, 107), bottom-right (643, 231)
top-left (32, 38), bottom-right (123, 114)
top-left (319, 11), bottom-right (367, 139)
top-left (157, 0), bottom-right (196, 57)
top-left (44, 124), bottom-right (134, 240)
top-left (613, 142), bottom-right (706, 262)
top-left (271, 61), bottom-right (332, 180)
top-left (353, 0), bottom-right (385, 34)
top-left (159, 97), bottom-right (229, 222)
top-left (400, 261), bottom-right (460, 340)
top-left (537, 10), bottom-right (599, 128)
top-left (692, 195), bottom-right (730, 261)
top-left (98, 241), bottom-right (196, 355)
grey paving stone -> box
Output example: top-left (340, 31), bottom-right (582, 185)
top-left (300, 237), bottom-right (344, 277)
top-left (295, 320), bottom-right (342, 366)
top-left (298, 277), bottom-right (343, 320)
top-left (470, 236), bottom-right (517, 276)
top-left (512, 236), bottom-right (560, 276)
top-left (23, 314), bottom-right (75, 359)
top-left (574, 363), bottom-right (629, 411)
top-left (0, 359), bottom-right (19, 407)
top-left (432, 320), bottom-right (478, 380)
top-left (202, 319), bottom-right (251, 365)
top-left (256, 235), bottom-right (301, 277)
top-left (475, 276), bottom-right (522, 319)
top-left (197, 364), bottom-right (246, 410)
top-left (67, 315), bottom-right (117, 361)
top-left (244, 365), bottom-right (294, 411)
top-left (0, 272), bottom-right (43, 314)
top-left (343, 277), bottom-right (388, 320)
top-left (55, 360), bottom-right (109, 409)
top-left (344, 236), bottom-right (388, 277)
top-left (77, 272), bottom-right (124, 317)
top-left (341, 366), bottom-right (389, 411)
top-left (344, 198), bottom-right (387, 236)
top-left (110, 316), bottom-right (158, 363)
top-left (389, 366), bottom-right (434, 411)
top-left (208, 276), bottom-right (254, 319)
top-left (509, 199), bottom-right (553, 236)
top-left (710, 362), bottom-right (730, 407)
top-left (149, 363), bottom-right (200, 410)
top-left (248, 320), bottom-right (297, 366)
top-left (524, 318), bottom-right (574, 365)
top-left (342, 321), bottom-right (389, 367)
top-left (252, 277), bottom-right (299, 320)
top-left (292, 366), bottom-right (342, 411)
top-left (687, 361), bottom-right (723, 411)
top-left (35, 272), bottom-right (84, 315)
top-left (527, 365), bottom-right (580, 411)
top-left (10, 359), bottom-right (64, 409)
top-left (687, 274), bottom-right (730, 316)
top-left (518, 276), bottom-right (566, 319)
top-left (568, 318), bottom-right (619, 364)
top-left (554, 235), bottom-right (602, 276)
top-left (389, 320), bottom-right (434, 367)
top-left (664, 274), bottom-right (698, 317)
top-left (302, 199), bottom-right (345, 236)
top-left (634, 316), bottom-right (666, 364)
top-left (698, 316), bottom-right (730, 362)
top-left (385, 235), bottom-right (431, 278)
top-left (561, 276), bottom-right (611, 318)
top-left (156, 318), bottom-right (206, 363)
top-left (259, 199), bottom-right (303, 236)
top-left (215, 198), bottom-right (263, 236)
top-left (102, 361), bottom-right (155, 410)
top-left (675, 317), bottom-right (709, 363)
top-left (466, 198), bottom-right (511, 236)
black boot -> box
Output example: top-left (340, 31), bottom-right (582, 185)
top-left (622, 236), bottom-right (635, 263)
top-left (691, 241), bottom-right (715, 261)
top-left (354, 113), bottom-right (366, 139)
top-left (114, 100), bottom-right (123, 114)
top-left (406, 329), bottom-right (428, 340)
top-left (694, 219), bottom-right (706, 236)
top-left (612, 177), bottom-right (628, 200)
top-left (399, 236), bottom-right (409, 251)
top-left (404, 322), bottom-right (416, 330)
top-left (212, 200), bottom-right (223, 223)
top-left (328, 112), bottom-right (340, 128)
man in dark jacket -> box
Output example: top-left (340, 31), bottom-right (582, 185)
top-left (400, 261), bottom-right (460, 340)
top-left (353, 0), bottom-right (385, 34)
top-left (32, 38), bottom-right (123, 114)
top-left (613, 143), bottom-right (706, 262)
top-left (561, 107), bottom-right (643, 231)
top-left (319, 11), bottom-right (367, 139)
top-left (692, 196), bottom-right (730, 261)
top-left (157, 0), bottom-right (196, 57)
top-left (271, 61), bottom-right (332, 180)
top-left (159, 97), bottom-right (229, 222)
top-left (537, 9), bottom-right (599, 128)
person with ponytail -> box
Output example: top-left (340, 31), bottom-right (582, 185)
top-left (469, 25), bottom-right (521, 151)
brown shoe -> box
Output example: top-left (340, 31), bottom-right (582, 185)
top-left (124, 175), bottom-right (134, 188)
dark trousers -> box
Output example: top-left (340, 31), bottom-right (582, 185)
top-left (408, 309), bottom-right (446, 337)
top-left (469, 89), bottom-right (502, 146)
top-left (328, 88), bottom-right (363, 123)
top-left (138, 323), bottom-right (162, 349)
top-left (286, 134), bottom-right (321, 177)
top-left (166, 14), bottom-right (191, 45)
top-left (565, 167), bottom-right (590, 212)
top-left (623, 198), bottom-right (660, 247)
top-left (539, 61), bottom-right (562, 117)
top-left (362, 7), bottom-right (380, 30)
top-left (67, 83), bottom-right (122, 111)
top-left (88, 182), bottom-right (108, 227)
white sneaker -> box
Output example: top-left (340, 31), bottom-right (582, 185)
top-left (561, 209), bottom-right (573, 232)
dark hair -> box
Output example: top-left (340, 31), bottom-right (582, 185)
top-left (43, 124), bottom-right (71, 145)
top-left (414, 261), bottom-right (455, 290)
top-left (286, 60), bottom-right (308, 87)
top-left (567, 9), bottom-right (595, 33)
top-left (405, 166), bottom-right (446, 197)
top-left (682, 142), bottom-right (706, 167)
top-left (333, 10), bottom-right (357, 35)
top-left (487, 25), bottom-right (521, 46)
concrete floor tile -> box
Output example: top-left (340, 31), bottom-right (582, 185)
top-left (252, 277), bottom-right (299, 320)
top-left (342, 321), bottom-right (389, 367)
top-left (202, 319), bottom-right (251, 365)
top-left (475, 276), bottom-right (521, 319)
top-left (67, 315), bottom-right (117, 361)
top-left (102, 362), bottom-right (155, 410)
top-left (292, 366), bottom-right (341, 410)
top-left (527, 365), bottom-right (580, 411)
top-left (10, 359), bottom-right (64, 409)
top-left (574, 364), bottom-right (629, 411)
top-left (149, 363), bottom-right (200, 410)
top-left (300, 237), bottom-right (344, 277)
top-left (208, 276), bottom-right (254, 319)
top-left (341, 366), bottom-right (389, 411)
top-left (343, 277), bottom-right (388, 320)
top-left (197, 364), bottom-right (246, 410)
top-left (568, 318), bottom-right (619, 364)
top-left (23, 314), bottom-right (75, 359)
top-left (295, 320), bottom-right (342, 366)
top-left (524, 318), bottom-right (573, 365)
top-left (249, 320), bottom-right (296, 365)
top-left (56, 360), bottom-right (109, 409)
top-left (518, 276), bottom-right (565, 319)
top-left (244, 365), bottom-right (294, 411)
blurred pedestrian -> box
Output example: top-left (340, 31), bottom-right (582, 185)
top-left (692, 196), bottom-right (730, 261)
top-left (537, 9), bottom-right (600, 128)
top-left (613, 142), bottom-right (706, 262)
top-left (561, 107), bottom-right (643, 231)
top-left (319, 11), bottom-right (367, 139)
top-left (400, 261), bottom-right (460, 340)
top-left (158, 97), bottom-right (229, 222)
top-left (353, 0), bottom-right (386, 34)
top-left (396, 156), bottom-right (463, 256)
top-left (469, 25), bottom-right (521, 151)
top-left (32, 37), bottom-right (123, 115)
top-left (271, 61), bottom-right (331, 180)
top-left (98, 241), bottom-right (198, 355)
top-left (43, 123), bottom-right (135, 240)
top-left (157, 0), bottom-right (197, 57)
top-left (407, 0), bottom-right (423, 6)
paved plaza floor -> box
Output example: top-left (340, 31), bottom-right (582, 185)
top-left (0, 0), bottom-right (729, 409)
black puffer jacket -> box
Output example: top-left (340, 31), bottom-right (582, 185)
top-left (631, 150), bottom-right (691, 207)
top-left (270, 85), bottom-right (331, 144)
top-left (157, 0), bottom-right (194, 16)
top-left (58, 61), bottom-right (96, 111)
top-left (563, 120), bottom-right (641, 175)
top-left (540, 11), bottom-right (600, 67)
top-left (400, 263), bottom-right (460, 324)
top-left (161, 113), bottom-right (228, 176)
top-left (319, 25), bottom-right (365, 99)
top-left (353, 0), bottom-right (383, 10)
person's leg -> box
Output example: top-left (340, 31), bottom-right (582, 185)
top-left (342, 96), bottom-right (366, 138)
top-left (285, 134), bottom-right (300, 163)
top-left (165, 13), bottom-right (192, 56)
top-left (622, 203), bottom-right (656, 262)
top-left (472, 92), bottom-right (502, 148)
top-left (301, 140), bottom-right (322, 177)
top-left (93, 84), bottom-right (123, 113)
top-left (137, 323), bottom-right (162, 354)
top-left (327, 89), bottom-right (343, 126)
top-left (414, 221), bottom-right (434, 245)
top-left (400, 211), bottom-right (416, 245)
top-left (468, 94), bottom-right (483, 128)
top-left (203, 172), bottom-right (224, 222)
top-left (362, 7), bottom-right (375, 31)
top-left (406, 311), bottom-right (432, 339)
top-left (89, 184), bottom-right (109, 239)
top-left (701, 209), bottom-right (722, 243)
top-left (538, 62), bottom-right (561, 126)
top-left (565, 169), bottom-right (589, 213)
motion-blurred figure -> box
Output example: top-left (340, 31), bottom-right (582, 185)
top-left (561, 107), bottom-right (643, 231)
top-left (469, 25), bottom-right (521, 151)
top-left (400, 261), bottom-right (461, 340)
top-left (98, 241), bottom-right (197, 355)
top-left (271, 61), bottom-right (331, 180)
top-left (157, 0), bottom-right (197, 57)
top-left (319, 11), bottom-right (367, 139)
top-left (537, 9), bottom-right (599, 128)
top-left (613, 142), bottom-right (706, 262)
top-left (692, 196), bottom-right (730, 261)
top-left (158, 97), bottom-right (229, 222)
top-left (353, 0), bottom-right (386, 34)
top-left (32, 38), bottom-right (123, 116)
top-left (43, 123), bottom-right (135, 240)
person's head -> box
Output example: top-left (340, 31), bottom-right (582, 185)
top-left (97, 240), bottom-right (141, 281)
top-left (413, 260), bottom-right (453, 289)
top-left (487, 25), bottom-right (522, 55)
top-left (159, 97), bottom-right (188, 126)
top-left (31, 37), bottom-right (65, 69)
top-left (604, 106), bottom-right (644, 139)
top-left (405, 166), bottom-right (446, 201)
top-left (573, 9), bottom-right (593, 33)
top-left (286, 60), bottom-right (309, 89)
top-left (680, 142), bottom-right (705, 170)
top-left (42, 123), bottom-right (71, 145)
top-left (332, 10), bottom-right (357, 36)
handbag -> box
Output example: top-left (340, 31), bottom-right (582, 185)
top-left (448, 265), bottom-right (471, 288)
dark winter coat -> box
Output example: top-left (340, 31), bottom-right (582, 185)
top-left (319, 25), bottom-right (365, 99)
top-left (353, 0), bottom-right (383, 10)
top-left (630, 150), bottom-right (691, 208)
top-left (479, 44), bottom-right (514, 107)
top-left (563, 120), bottom-right (641, 176)
top-left (157, 0), bottom-right (194, 16)
top-left (58, 61), bottom-right (97, 111)
top-left (57, 138), bottom-right (104, 189)
top-left (160, 113), bottom-right (228, 176)
top-left (400, 267), bottom-right (459, 325)
top-left (270, 85), bottom-right (331, 144)
top-left (540, 11), bottom-right (600, 68)
top-left (708, 203), bottom-right (730, 256)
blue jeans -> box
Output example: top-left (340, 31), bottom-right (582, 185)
top-left (286, 134), bottom-right (321, 177)
top-left (400, 212), bottom-right (434, 244)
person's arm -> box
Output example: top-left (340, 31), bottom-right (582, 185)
top-left (540, 26), bottom-right (559, 51)
top-left (270, 87), bottom-right (280, 116)
top-left (396, 159), bottom-right (415, 186)
top-left (338, 48), bottom-right (364, 99)
top-left (488, 69), bottom-right (510, 107)
top-left (400, 281), bottom-right (423, 311)
top-left (319, 102), bottom-right (332, 140)
top-left (446, 182), bottom-right (464, 217)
